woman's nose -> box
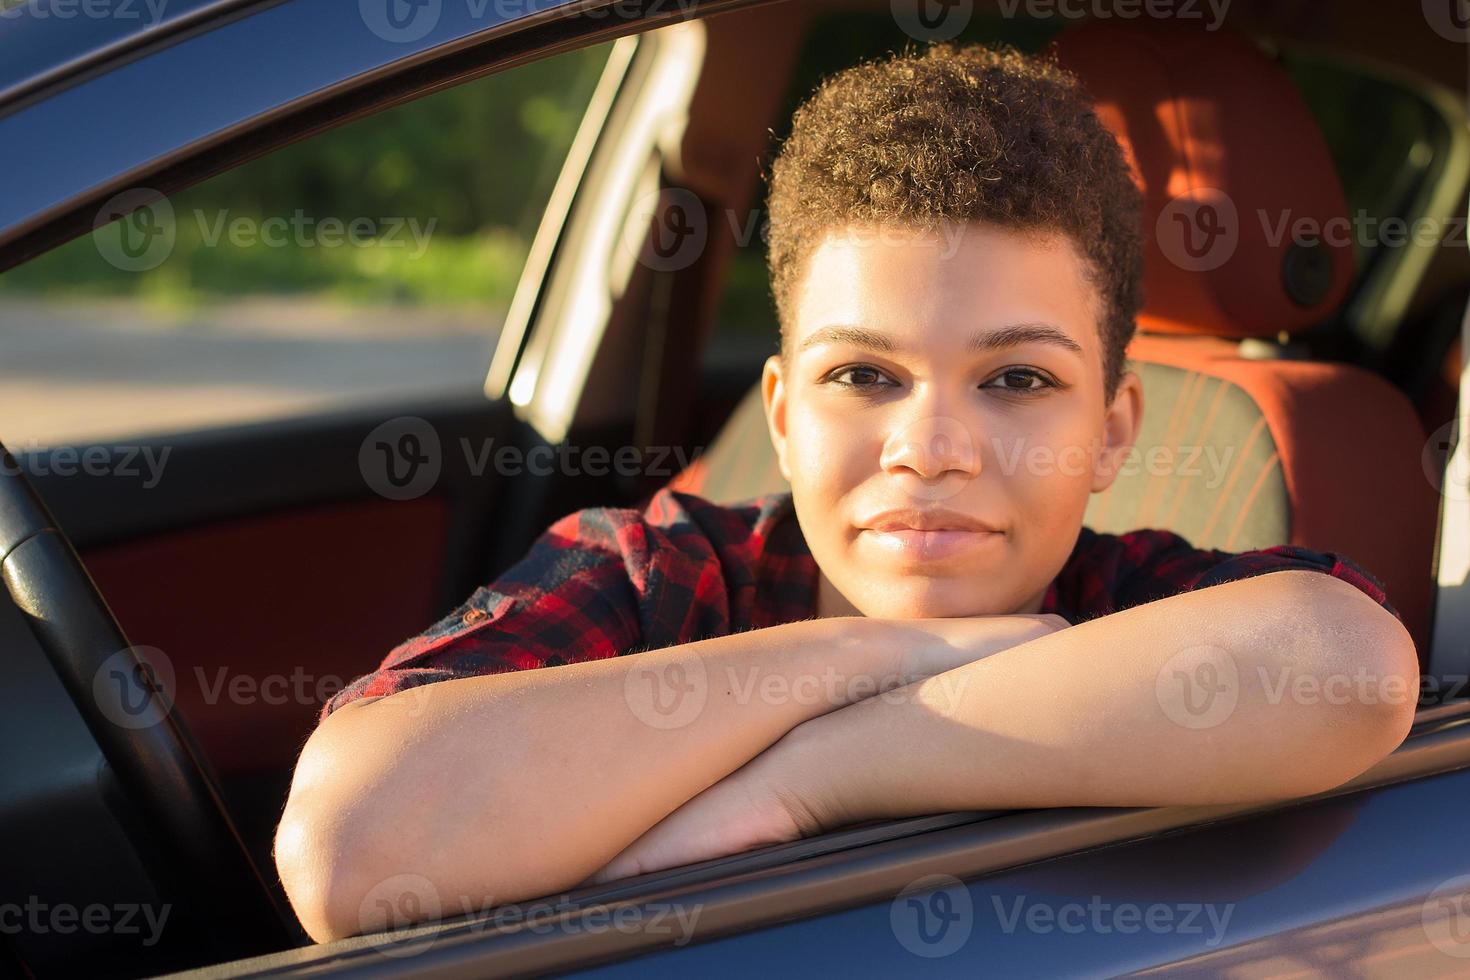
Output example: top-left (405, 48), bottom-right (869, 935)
top-left (880, 414), bottom-right (979, 482)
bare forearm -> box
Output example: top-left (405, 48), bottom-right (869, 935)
top-left (277, 614), bottom-right (975, 941)
top-left (784, 572), bottom-right (1418, 829)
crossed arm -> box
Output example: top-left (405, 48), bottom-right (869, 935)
top-left (584, 570), bottom-right (1418, 884)
top-left (276, 568), bottom-right (1417, 942)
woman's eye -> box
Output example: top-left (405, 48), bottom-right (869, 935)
top-left (827, 366), bottom-right (895, 390)
top-left (982, 368), bottom-right (1056, 394)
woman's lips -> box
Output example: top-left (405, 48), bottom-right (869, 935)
top-left (860, 527), bottom-right (1001, 562)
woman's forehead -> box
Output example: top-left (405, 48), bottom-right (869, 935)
top-left (790, 225), bottom-right (1104, 362)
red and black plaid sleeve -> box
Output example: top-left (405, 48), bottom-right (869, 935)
top-left (1049, 526), bottom-right (1398, 624)
top-left (319, 489), bottom-right (808, 720)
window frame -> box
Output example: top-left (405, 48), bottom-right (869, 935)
top-left (0, 0), bottom-right (758, 272)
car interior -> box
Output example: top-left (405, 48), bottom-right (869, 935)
top-left (2, 0), bottom-right (1466, 976)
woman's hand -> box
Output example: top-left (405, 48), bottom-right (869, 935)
top-left (581, 613), bottom-right (1073, 887)
top-left (896, 612), bottom-right (1072, 683)
top-left (582, 740), bottom-right (816, 886)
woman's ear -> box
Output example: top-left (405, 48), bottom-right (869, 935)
top-left (1092, 368), bottom-right (1144, 493)
top-left (761, 354), bottom-right (792, 482)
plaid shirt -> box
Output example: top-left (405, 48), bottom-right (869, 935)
top-left (321, 488), bottom-right (1397, 720)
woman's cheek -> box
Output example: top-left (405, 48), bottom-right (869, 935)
top-left (794, 411), bottom-right (863, 482)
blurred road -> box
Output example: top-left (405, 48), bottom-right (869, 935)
top-left (0, 297), bottom-right (500, 446)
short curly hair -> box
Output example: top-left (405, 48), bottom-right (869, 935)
top-left (766, 42), bottom-right (1143, 404)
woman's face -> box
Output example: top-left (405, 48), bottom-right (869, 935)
top-left (763, 221), bottom-right (1143, 619)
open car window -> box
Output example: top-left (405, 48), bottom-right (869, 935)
top-left (0, 42), bottom-right (611, 448)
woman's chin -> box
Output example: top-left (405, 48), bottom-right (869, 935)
top-left (850, 586), bottom-right (1007, 621)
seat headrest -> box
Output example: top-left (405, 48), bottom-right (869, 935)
top-left (1051, 21), bottom-right (1353, 339)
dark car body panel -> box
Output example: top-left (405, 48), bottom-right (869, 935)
top-left (0, 0), bottom-right (592, 263)
top-left (0, 0), bottom-right (238, 104)
top-left (584, 768), bottom-right (1470, 977)
top-left (144, 710), bottom-right (1470, 976)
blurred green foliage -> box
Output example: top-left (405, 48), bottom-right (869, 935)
top-left (0, 43), bottom-right (612, 310)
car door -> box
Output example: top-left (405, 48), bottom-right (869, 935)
top-left (0, 12), bottom-right (622, 924)
top-left (142, 704), bottom-right (1470, 977)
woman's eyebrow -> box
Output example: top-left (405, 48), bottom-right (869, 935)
top-left (797, 325), bottom-right (896, 354)
top-left (968, 322), bottom-right (1085, 356)
top-left (798, 322), bottom-right (1084, 356)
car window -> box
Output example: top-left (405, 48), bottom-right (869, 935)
top-left (0, 42), bottom-right (612, 448)
top-left (1283, 46), bottom-right (1469, 346)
